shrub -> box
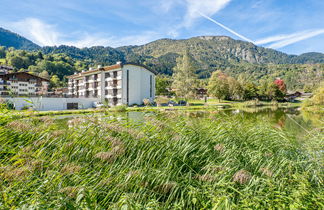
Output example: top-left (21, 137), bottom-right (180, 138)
top-left (243, 99), bottom-right (262, 107)
top-left (21, 105), bottom-right (32, 110)
top-left (143, 98), bottom-right (151, 106)
top-left (155, 96), bottom-right (169, 106)
top-left (114, 105), bottom-right (127, 112)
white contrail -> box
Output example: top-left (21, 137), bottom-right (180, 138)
top-left (267, 29), bottom-right (324, 49)
top-left (198, 11), bottom-right (255, 43)
top-left (255, 33), bottom-right (302, 45)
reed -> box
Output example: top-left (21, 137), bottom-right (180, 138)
top-left (0, 111), bottom-right (322, 209)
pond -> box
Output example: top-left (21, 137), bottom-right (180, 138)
top-left (52, 107), bottom-right (323, 140)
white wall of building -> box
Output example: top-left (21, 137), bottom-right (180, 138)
top-left (122, 65), bottom-right (155, 106)
top-left (7, 97), bottom-right (98, 111)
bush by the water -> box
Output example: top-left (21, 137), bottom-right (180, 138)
top-left (302, 83), bottom-right (324, 112)
top-left (0, 112), bottom-right (322, 209)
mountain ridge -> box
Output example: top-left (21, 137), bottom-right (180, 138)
top-left (1, 27), bottom-right (324, 79)
top-left (0, 27), bottom-right (40, 50)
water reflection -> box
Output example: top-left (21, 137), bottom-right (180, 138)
top-left (51, 107), bottom-right (323, 138)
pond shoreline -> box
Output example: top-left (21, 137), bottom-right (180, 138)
top-left (9, 101), bottom-right (302, 118)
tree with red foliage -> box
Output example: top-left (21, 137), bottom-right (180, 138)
top-left (274, 78), bottom-right (287, 94)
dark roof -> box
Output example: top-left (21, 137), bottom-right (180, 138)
top-left (0, 72), bottom-right (50, 82)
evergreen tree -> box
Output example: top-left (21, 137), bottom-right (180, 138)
top-left (156, 75), bottom-right (172, 96)
top-left (171, 50), bottom-right (198, 100)
top-left (0, 46), bottom-right (6, 58)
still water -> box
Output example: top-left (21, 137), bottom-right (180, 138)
top-left (52, 107), bottom-right (323, 139)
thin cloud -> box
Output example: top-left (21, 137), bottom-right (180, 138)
top-left (6, 18), bottom-right (160, 48)
top-left (11, 18), bottom-right (60, 46)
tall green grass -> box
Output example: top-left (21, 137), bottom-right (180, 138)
top-left (0, 112), bottom-right (323, 209)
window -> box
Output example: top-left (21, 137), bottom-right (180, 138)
top-left (127, 70), bottom-right (129, 105)
top-left (150, 75), bottom-right (152, 98)
top-left (67, 103), bottom-right (78, 110)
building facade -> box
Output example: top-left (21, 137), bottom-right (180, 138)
top-left (67, 63), bottom-right (156, 106)
top-left (0, 72), bottom-right (49, 96)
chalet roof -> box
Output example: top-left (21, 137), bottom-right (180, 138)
top-left (67, 62), bottom-right (157, 79)
top-left (0, 71), bottom-right (50, 82)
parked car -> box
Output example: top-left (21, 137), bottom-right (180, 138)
top-left (178, 100), bottom-right (187, 106)
top-left (168, 100), bottom-right (177, 106)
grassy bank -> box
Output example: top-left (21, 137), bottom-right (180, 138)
top-left (0, 112), bottom-right (322, 209)
top-left (301, 105), bottom-right (324, 114)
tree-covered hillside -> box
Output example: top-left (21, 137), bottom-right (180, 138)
top-left (42, 45), bottom-right (125, 64)
top-left (0, 46), bottom-right (322, 92)
top-left (40, 36), bottom-right (324, 79)
top-left (0, 27), bottom-right (323, 91)
top-left (0, 47), bottom-right (88, 83)
top-left (0, 28), bottom-right (40, 50)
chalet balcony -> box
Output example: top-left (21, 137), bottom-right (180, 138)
top-left (0, 81), bottom-right (10, 85)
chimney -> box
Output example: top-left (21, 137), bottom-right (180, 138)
top-left (97, 65), bottom-right (102, 69)
top-left (89, 67), bottom-right (94, 71)
top-left (116, 61), bottom-right (122, 65)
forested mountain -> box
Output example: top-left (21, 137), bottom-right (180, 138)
top-left (290, 52), bottom-right (324, 64)
top-left (0, 28), bottom-right (40, 50)
top-left (0, 28), bottom-right (323, 91)
top-left (39, 36), bottom-right (324, 77)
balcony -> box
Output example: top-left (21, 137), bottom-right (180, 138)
top-left (110, 98), bottom-right (122, 106)
top-left (106, 94), bottom-right (122, 99)
top-left (0, 81), bottom-right (10, 85)
top-left (106, 86), bottom-right (121, 90)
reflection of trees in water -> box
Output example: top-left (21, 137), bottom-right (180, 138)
top-left (301, 111), bottom-right (324, 128)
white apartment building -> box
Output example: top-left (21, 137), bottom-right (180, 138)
top-left (0, 72), bottom-right (49, 96)
top-left (67, 62), bottom-right (156, 106)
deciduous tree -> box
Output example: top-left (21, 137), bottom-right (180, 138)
top-left (208, 71), bottom-right (230, 101)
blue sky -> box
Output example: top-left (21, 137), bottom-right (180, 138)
top-left (0, 0), bottom-right (323, 55)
